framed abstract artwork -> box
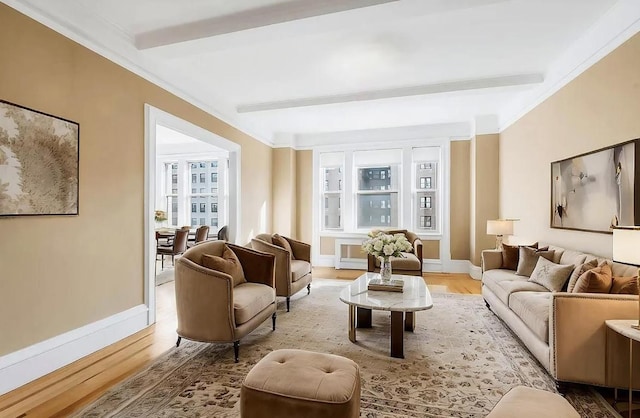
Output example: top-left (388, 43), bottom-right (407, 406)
top-left (0, 100), bottom-right (79, 216)
top-left (550, 138), bottom-right (640, 234)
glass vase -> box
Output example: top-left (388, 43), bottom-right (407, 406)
top-left (380, 257), bottom-right (392, 281)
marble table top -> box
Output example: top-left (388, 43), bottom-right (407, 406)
top-left (339, 272), bottom-right (433, 312)
top-left (606, 319), bottom-right (640, 342)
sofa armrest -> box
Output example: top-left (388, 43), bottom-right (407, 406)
top-left (550, 292), bottom-right (638, 386)
top-left (481, 250), bottom-right (503, 273)
top-left (284, 236), bottom-right (311, 262)
top-left (229, 244), bottom-right (276, 288)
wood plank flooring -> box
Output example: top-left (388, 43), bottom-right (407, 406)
top-left (0, 269), bottom-right (480, 418)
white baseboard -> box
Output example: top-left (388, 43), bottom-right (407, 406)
top-left (447, 260), bottom-right (473, 273)
top-left (469, 265), bottom-right (482, 280)
top-left (422, 259), bottom-right (443, 272)
top-left (0, 304), bottom-right (148, 395)
top-left (314, 255), bottom-right (335, 268)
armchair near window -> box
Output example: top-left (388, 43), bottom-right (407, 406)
top-left (174, 241), bottom-right (277, 362)
top-left (251, 234), bottom-right (312, 312)
top-left (367, 229), bottom-right (423, 276)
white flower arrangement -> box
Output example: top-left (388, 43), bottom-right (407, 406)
top-left (362, 231), bottom-right (413, 260)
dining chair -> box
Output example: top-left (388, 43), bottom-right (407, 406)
top-left (187, 225), bottom-right (210, 248)
top-left (157, 229), bottom-right (189, 269)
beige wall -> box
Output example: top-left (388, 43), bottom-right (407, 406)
top-left (500, 33), bottom-right (640, 258)
top-left (0, 5), bottom-right (272, 356)
top-left (422, 240), bottom-right (440, 259)
top-left (296, 150), bottom-right (313, 243)
top-left (470, 134), bottom-right (500, 265)
top-left (320, 237), bottom-right (335, 255)
top-left (272, 148), bottom-right (296, 237)
top-left (450, 140), bottom-right (471, 260)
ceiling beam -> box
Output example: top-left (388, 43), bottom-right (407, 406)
top-left (236, 74), bottom-right (544, 113)
top-left (135, 0), bottom-right (400, 50)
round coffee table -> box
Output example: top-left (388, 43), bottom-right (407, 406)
top-left (339, 272), bottom-right (433, 358)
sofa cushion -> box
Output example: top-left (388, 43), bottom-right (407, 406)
top-left (528, 257), bottom-right (574, 292)
top-left (516, 247), bottom-right (555, 277)
top-left (291, 259), bottom-right (311, 282)
top-left (573, 261), bottom-right (613, 293)
top-left (509, 292), bottom-right (552, 343)
top-left (558, 250), bottom-right (587, 267)
top-left (202, 245), bottom-right (246, 287)
top-left (610, 276), bottom-right (639, 295)
top-left (483, 269), bottom-right (548, 305)
top-left (374, 252), bottom-right (421, 270)
top-left (566, 259), bottom-right (598, 293)
top-left (233, 283), bottom-right (276, 325)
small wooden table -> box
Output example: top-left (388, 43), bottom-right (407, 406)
top-left (606, 319), bottom-right (640, 418)
top-left (339, 272), bottom-right (433, 358)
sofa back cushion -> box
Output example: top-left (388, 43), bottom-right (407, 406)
top-left (572, 262), bottom-right (612, 293)
top-left (502, 242), bottom-right (539, 270)
top-left (516, 247), bottom-right (555, 277)
top-left (528, 257), bottom-right (575, 292)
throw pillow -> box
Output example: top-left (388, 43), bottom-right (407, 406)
top-left (272, 234), bottom-right (295, 259)
top-left (610, 276), bottom-right (639, 295)
top-left (516, 246), bottom-right (555, 277)
top-left (501, 242), bottom-right (540, 270)
top-left (566, 259), bottom-right (598, 292)
top-left (528, 257), bottom-right (575, 292)
top-left (572, 261), bottom-right (613, 293)
top-left (202, 245), bottom-right (246, 287)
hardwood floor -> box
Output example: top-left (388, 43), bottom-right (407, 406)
top-left (0, 268), bottom-right (480, 418)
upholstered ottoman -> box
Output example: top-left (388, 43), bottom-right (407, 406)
top-left (487, 386), bottom-right (579, 418)
top-left (240, 349), bottom-right (360, 418)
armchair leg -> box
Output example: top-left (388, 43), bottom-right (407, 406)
top-left (286, 297), bottom-right (290, 312)
top-left (161, 255), bottom-right (164, 270)
top-left (272, 312), bottom-right (277, 331)
top-left (172, 255), bottom-right (175, 266)
top-left (233, 341), bottom-right (240, 363)
top-left (307, 283), bottom-right (311, 295)
top-left (176, 336), bottom-right (181, 347)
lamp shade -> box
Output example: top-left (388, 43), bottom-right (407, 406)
top-left (612, 227), bottom-right (640, 266)
top-left (486, 220), bottom-right (514, 236)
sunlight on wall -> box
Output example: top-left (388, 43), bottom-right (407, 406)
top-left (260, 201), bottom-right (267, 233)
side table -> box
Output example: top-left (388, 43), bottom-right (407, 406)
top-left (606, 319), bottom-right (640, 418)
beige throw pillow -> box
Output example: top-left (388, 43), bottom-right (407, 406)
top-left (202, 245), bottom-right (246, 287)
top-left (272, 234), bottom-right (295, 259)
top-left (572, 261), bottom-right (613, 293)
top-left (516, 247), bottom-right (555, 277)
top-left (566, 259), bottom-right (598, 292)
top-left (528, 257), bottom-right (575, 292)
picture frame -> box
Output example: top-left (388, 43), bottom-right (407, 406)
top-left (550, 138), bottom-right (640, 234)
top-left (0, 99), bottom-right (79, 217)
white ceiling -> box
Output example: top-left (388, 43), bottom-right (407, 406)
top-left (156, 125), bottom-right (227, 156)
top-left (9, 0), bottom-right (640, 146)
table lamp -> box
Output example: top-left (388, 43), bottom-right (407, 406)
top-left (612, 226), bottom-right (640, 330)
top-left (486, 219), bottom-right (514, 250)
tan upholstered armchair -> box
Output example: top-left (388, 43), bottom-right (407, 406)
top-left (174, 241), bottom-right (277, 362)
top-left (251, 234), bottom-right (312, 312)
top-left (367, 229), bottom-right (423, 276)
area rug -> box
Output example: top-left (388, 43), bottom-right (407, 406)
top-left (75, 281), bottom-right (618, 417)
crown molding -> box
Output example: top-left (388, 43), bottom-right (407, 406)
top-left (498, 0), bottom-right (640, 132)
top-left (2, 0), bottom-right (274, 148)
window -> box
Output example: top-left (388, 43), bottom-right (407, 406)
top-left (191, 174), bottom-right (197, 183)
top-left (211, 173), bottom-right (218, 182)
top-left (200, 203), bottom-right (206, 212)
top-left (320, 152), bottom-right (344, 230)
top-left (199, 162), bottom-right (206, 168)
top-left (192, 188), bottom-right (196, 194)
top-left (164, 163), bottom-right (179, 226)
top-left (191, 203), bottom-right (196, 212)
top-left (191, 217), bottom-right (197, 226)
top-left (200, 188), bottom-right (205, 193)
top-left (200, 217), bottom-right (206, 225)
top-left (211, 203), bottom-right (218, 213)
top-left (210, 218), bottom-right (218, 227)
top-left (200, 173), bottom-right (205, 183)
top-left (316, 146), bottom-right (442, 235)
top-left (186, 160), bottom-right (225, 229)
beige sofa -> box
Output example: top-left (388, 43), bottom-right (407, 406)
top-left (482, 243), bottom-right (639, 390)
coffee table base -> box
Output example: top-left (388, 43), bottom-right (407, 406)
top-left (348, 306), bottom-right (415, 358)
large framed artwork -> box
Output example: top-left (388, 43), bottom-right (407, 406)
top-left (551, 138), bottom-right (640, 234)
top-left (0, 100), bottom-right (79, 216)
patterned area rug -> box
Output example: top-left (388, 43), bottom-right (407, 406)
top-left (76, 281), bottom-right (617, 417)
